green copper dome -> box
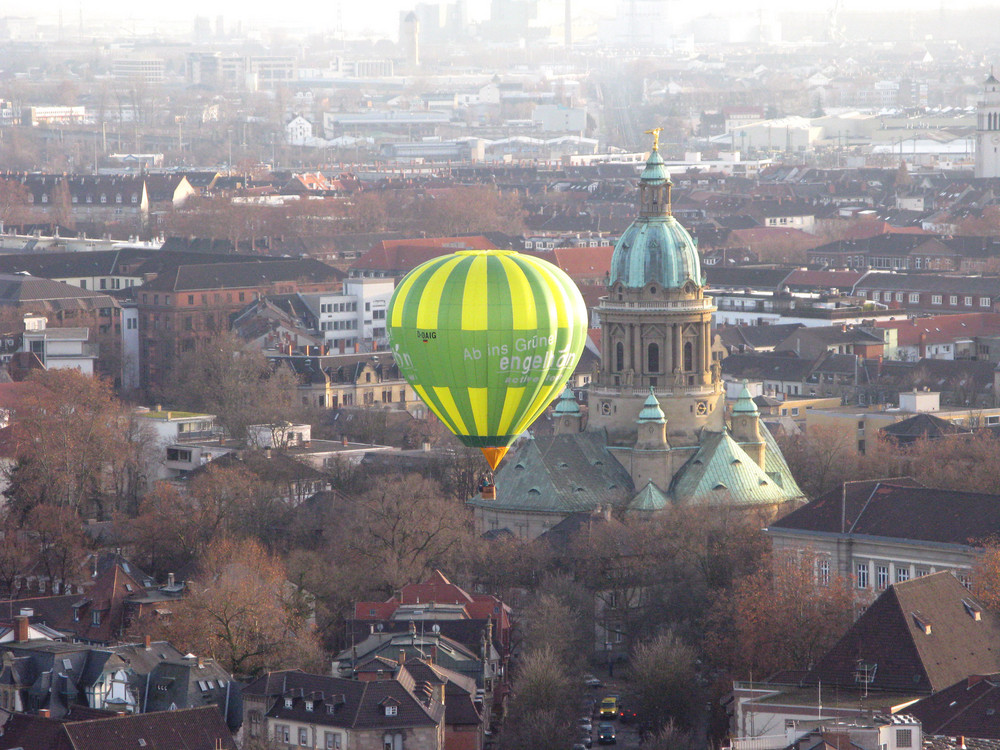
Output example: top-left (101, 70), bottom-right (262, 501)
top-left (610, 149), bottom-right (701, 290)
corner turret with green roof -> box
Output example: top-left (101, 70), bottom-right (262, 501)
top-left (637, 387), bottom-right (666, 423)
top-left (732, 380), bottom-right (759, 414)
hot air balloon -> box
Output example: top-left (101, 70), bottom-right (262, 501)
top-left (388, 249), bottom-right (588, 471)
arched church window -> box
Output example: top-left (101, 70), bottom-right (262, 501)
top-left (683, 341), bottom-right (693, 371)
top-left (616, 342), bottom-right (624, 372)
top-left (647, 343), bottom-right (659, 373)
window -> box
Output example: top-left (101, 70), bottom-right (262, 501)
top-left (818, 558), bottom-right (830, 586)
top-left (385, 704), bottom-right (397, 716)
top-left (325, 732), bottom-right (342, 750)
top-left (299, 727), bottom-right (309, 746)
top-left (966, 296), bottom-right (973, 306)
top-left (877, 565), bottom-right (889, 589)
top-left (915, 568), bottom-right (928, 578)
top-left (92, 611), bottom-right (101, 625)
top-left (856, 562), bottom-right (869, 589)
top-left (275, 725), bottom-right (290, 743)
top-left (285, 697), bottom-right (293, 708)
top-left (931, 295), bottom-right (942, 305)
top-left (100, 193), bottom-right (107, 204)
top-left (305, 700), bottom-right (314, 712)
top-left (897, 729), bottom-right (913, 748)
top-left (950, 295), bottom-right (958, 305)
top-left (872, 291), bottom-right (880, 301)
top-left (616, 342), bottom-right (624, 372)
top-left (982, 297), bottom-right (992, 307)
top-left (908, 293), bottom-right (919, 303)
top-left (896, 567), bottom-right (909, 583)
top-left (115, 193), bottom-right (122, 204)
top-left (188, 295), bottom-right (194, 305)
top-left (249, 712), bottom-right (262, 737)
top-left (684, 341), bottom-right (693, 371)
top-left (647, 343), bottom-right (659, 372)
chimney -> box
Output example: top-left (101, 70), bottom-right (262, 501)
top-left (430, 644), bottom-right (437, 664)
top-left (197, 655), bottom-right (205, 668)
top-left (398, 650), bottom-right (406, 667)
top-left (167, 572), bottom-right (175, 588)
top-left (342, 437), bottom-right (348, 446)
top-left (14, 615), bottom-right (28, 643)
top-left (959, 738), bottom-right (966, 750)
top-left (38, 708), bottom-right (50, 718)
top-left (144, 634), bottom-right (152, 650)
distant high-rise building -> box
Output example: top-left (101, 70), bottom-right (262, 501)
top-left (400, 11), bottom-right (420, 66)
top-left (976, 70), bottom-right (1000, 179)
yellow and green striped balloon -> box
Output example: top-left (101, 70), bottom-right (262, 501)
top-left (388, 250), bottom-right (588, 470)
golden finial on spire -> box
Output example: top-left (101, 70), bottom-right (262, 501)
top-left (644, 127), bottom-right (663, 152)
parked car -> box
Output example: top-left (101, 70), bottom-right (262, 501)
top-left (598, 722), bottom-right (617, 745)
top-left (578, 717), bottom-right (593, 734)
top-left (578, 734), bottom-right (593, 748)
top-left (599, 696), bottom-right (619, 719)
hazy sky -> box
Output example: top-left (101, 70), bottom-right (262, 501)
top-left (30, 0), bottom-right (968, 38)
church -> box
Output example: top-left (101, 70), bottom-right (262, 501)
top-left (976, 70), bottom-right (1000, 179)
top-left (469, 135), bottom-right (805, 540)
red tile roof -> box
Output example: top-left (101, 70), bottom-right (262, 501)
top-left (550, 246), bottom-right (613, 280)
top-left (351, 237), bottom-right (499, 274)
top-left (875, 312), bottom-right (1000, 346)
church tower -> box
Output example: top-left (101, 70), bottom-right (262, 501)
top-left (976, 70), bottom-right (1000, 179)
top-left (588, 131), bottom-right (724, 459)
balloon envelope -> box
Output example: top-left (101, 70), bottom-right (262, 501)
top-left (388, 250), bottom-right (588, 469)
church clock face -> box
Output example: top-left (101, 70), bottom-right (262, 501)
top-left (696, 401), bottom-right (708, 415)
top-left (600, 401), bottom-right (612, 415)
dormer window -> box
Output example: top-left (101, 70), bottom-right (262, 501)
top-left (285, 697), bottom-right (293, 708)
top-left (100, 194), bottom-right (107, 204)
top-left (385, 705), bottom-right (397, 716)
top-left (305, 700), bottom-right (314, 712)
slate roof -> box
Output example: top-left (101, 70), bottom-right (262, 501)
top-left (140, 258), bottom-right (343, 292)
top-left (881, 413), bottom-right (972, 443)
top-left (717, 323), bottom-right (806, 351)
top-left (721, 352), bottom-right (817, 382)
top-left (244, 670), bottom-right (439, 731)
top-left (467, 432), bottom-right (634, 514)
top-left (855, 273), bottom-right (1000, 297)
top-left (705, 266), bottom-right (794, 291)
top-left (0, 274), bottom-right (118, 308)
top-left (803, 572), bottom-right (1000, 694)
top-left (0, 705), bottom-right (235, 750)
top-left (908, 674), bottom-right (1000, 739)
top-left (768, 478), bottom-right (924, 535)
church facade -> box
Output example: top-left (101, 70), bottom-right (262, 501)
top-left (469, 138), bottom-right (805, 540)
